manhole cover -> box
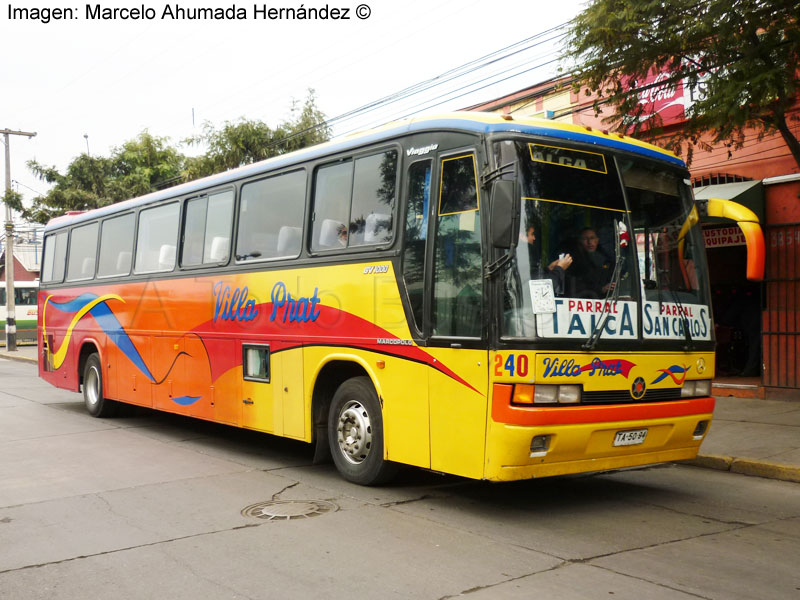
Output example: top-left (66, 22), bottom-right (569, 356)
top-left (241, 499), bottom-right (338, 521)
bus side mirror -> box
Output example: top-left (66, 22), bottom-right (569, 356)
top-left (490, 179), bottom-right (519, 249)
top-left (702, 198), bottom-right (765, 281)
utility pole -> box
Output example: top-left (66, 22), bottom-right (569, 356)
top-left (2, 128), bottom-right (37, 352)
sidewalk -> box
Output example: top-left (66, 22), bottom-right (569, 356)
top-left (1, 343), bottom-right (798, 484)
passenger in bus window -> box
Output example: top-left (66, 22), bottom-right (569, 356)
top-left (571, 227), bottom-right (614, 298)
top-left (526, 221), bottom-right (572, 295)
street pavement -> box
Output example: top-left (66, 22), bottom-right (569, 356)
top-left (1, 349), bottom-right (800, 599)
top-left (1, 343), bottom-right (799, 483)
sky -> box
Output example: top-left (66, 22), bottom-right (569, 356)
top-left (1, 0), bottom-right (588, 217)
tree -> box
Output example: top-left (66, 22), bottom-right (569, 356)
top-left (23, 132), bottom-right (185, 224)
top-left (565, 0), bottom-right (800, 167)
top-left (184, 90), bottom-right (331, 180)
top-left (20, 91), bottom-right (331, 223)
top-left (3, 189), bottom-right (25, 215)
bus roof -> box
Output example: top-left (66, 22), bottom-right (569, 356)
top-left (44, 111), bottom-right (684, 232)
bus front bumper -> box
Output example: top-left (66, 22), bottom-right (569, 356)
top-left (484, 396), bottom-right (714, 482)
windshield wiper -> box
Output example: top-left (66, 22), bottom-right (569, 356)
top-left (485, 247), bottom-right (516, 278)
top-left (666, 289), bottom-right (694, 351)
top-left (583, 220), bottom-right (626, 351)
top-left (480, 161), bottom-right (515, 186)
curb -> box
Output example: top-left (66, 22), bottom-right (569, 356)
top-left (686, 453), bottom-right (800, 484)
top-left (0, 352), bottom-right (37, 364)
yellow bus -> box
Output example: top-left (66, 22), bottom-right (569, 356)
top-left (37, 112), bottom-right (764, 484)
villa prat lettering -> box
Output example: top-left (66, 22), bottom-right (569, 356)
top-left (213, 282), bottom-right (259, 323)
top-left (269, 282), bottom-right (321, 323)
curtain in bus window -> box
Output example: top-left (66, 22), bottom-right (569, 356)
top-left (236, 170), bottom-right (306, 261)
top-left (66, 222), bottom-right (99, 281)
top-left (349, 150), bottom-right (396, 247)
top-left (433, 154), bottom-right (482, 337)
top-left (97, 213), bottom-right (135, 277)
top-left (402, 160), bottom-right (431, 331)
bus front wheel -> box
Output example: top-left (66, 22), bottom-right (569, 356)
top-left (83, 353), bottom-right (117, 418)
top-left (328, 377), bottom-right (396, 485)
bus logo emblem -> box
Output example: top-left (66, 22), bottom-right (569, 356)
top-left (631, 377), bottom-right (646, 400)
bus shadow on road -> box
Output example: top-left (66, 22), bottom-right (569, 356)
top-left (49, 397), bottom-right (687, 507)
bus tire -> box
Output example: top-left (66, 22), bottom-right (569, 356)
top-left (328, 376), bottom-right (396, 486)
top-left (83, 353), bottom-right (117, 418)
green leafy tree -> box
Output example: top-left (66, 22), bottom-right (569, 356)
top-left (20, 92), bottom-right (331, 223)
top-left (565, 0), bottom-right (800, 167)
top-left (2, 189), bottom-right (25, 214)
top-left (23, 132), bottom-right (184, 224)
top-left (184, 90), bottom-right (331, 179)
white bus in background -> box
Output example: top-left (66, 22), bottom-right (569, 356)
top-left (1, 280), bottom-right (39, 343)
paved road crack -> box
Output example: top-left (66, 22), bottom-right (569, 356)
top-left (0, 523), bottom-right (262, 575)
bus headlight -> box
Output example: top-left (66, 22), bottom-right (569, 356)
top-left (511, 384), bottom-right (582, 405)
top-left (695, 380), bottom-right (712, 396)
top-left (682, 379), bottom-right (712, 397)
top-left (557, 385), bottom-right (581, 404)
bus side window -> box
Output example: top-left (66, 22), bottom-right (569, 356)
top-left (349, 150), bottom-right (397, 247)
top-left (237, 170), bottom-right (306, 261)
top-left (182, 190), bottom-right (233, 267)
top-left (135, 203), bottom-right (179, 273)
top-left (311, 149), bottom-right (397, 252)
top-left (41, 231), bottom-right (68, 283)
top-left (66, 222), bottom-right (99, 281)
top-left (312, 161), bottom-right (352, 251)
top-left (97, 213), bottom-right (135, 278)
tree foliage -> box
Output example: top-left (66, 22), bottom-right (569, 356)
top-left (21, 90), bottom-right (330, 223)
top-left (23, 132), bottom-right (184, 224)
top-left (183, 90), bottom-right (331, 180)
top-left (566, 0), bottom-right (800, 167)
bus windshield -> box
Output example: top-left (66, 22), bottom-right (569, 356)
top-left (499, 140), bottom-right (711, 343)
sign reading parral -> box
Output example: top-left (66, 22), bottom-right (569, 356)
top-left (643, 301), bottom-right (711, 340)
top-left (536, 299), bottom-right (638, 339)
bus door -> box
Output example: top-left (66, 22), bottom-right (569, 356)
top-left (426, 147), bottom-right (489, 479)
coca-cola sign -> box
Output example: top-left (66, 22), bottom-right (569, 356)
top-left (623, 63), bottom-right (711, 129)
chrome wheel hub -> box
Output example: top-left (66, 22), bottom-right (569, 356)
top-left (85, 366), bottom-right (100, 407)
top-left (335, 400), bottom-right (372, 464)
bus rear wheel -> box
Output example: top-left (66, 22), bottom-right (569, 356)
top-left (83, 353), bottom-right (117, 418)
top-left (328, 376), bottom-right (396, 485)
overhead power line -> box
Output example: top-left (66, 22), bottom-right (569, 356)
top-left (240, 23), bottom-right (573, 156)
